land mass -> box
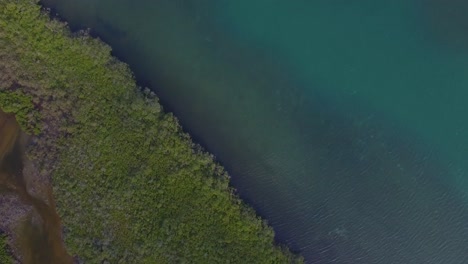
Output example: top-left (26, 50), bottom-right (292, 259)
top-left (0, 0), bottom-right (302, 263)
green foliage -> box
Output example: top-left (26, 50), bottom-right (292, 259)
top-left (0, 233), bottom-right (13, 264)
top-left (0, 0), bottom-right (303, 263)
top-left (0, 90), bottom-right (41, 134)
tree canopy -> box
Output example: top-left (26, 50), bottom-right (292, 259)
top-left (0, 0), bottom-right (302, 263)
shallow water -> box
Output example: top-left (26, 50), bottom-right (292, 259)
top-left (0, 110), bottom-right (72, 264)
top-left (40, 1), bottom-right (468, 263)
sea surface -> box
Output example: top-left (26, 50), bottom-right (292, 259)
top-left (40, 1), bottom-right (468, 263)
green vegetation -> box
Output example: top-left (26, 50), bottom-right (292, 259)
top-left (0, 234), bottom-right (13, 264)
top-left (0, 0), bottom-right (302, 263)
top-left (0, 90), bottom-right (41, 134)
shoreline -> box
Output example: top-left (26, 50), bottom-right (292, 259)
top-left (0, 1), bottom-right (302, 262)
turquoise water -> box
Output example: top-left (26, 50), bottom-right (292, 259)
top-left (41, 0), bottom-right (468, 263)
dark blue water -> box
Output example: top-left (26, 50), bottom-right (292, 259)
top-left (41, 1), bottom-right (468, 263)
